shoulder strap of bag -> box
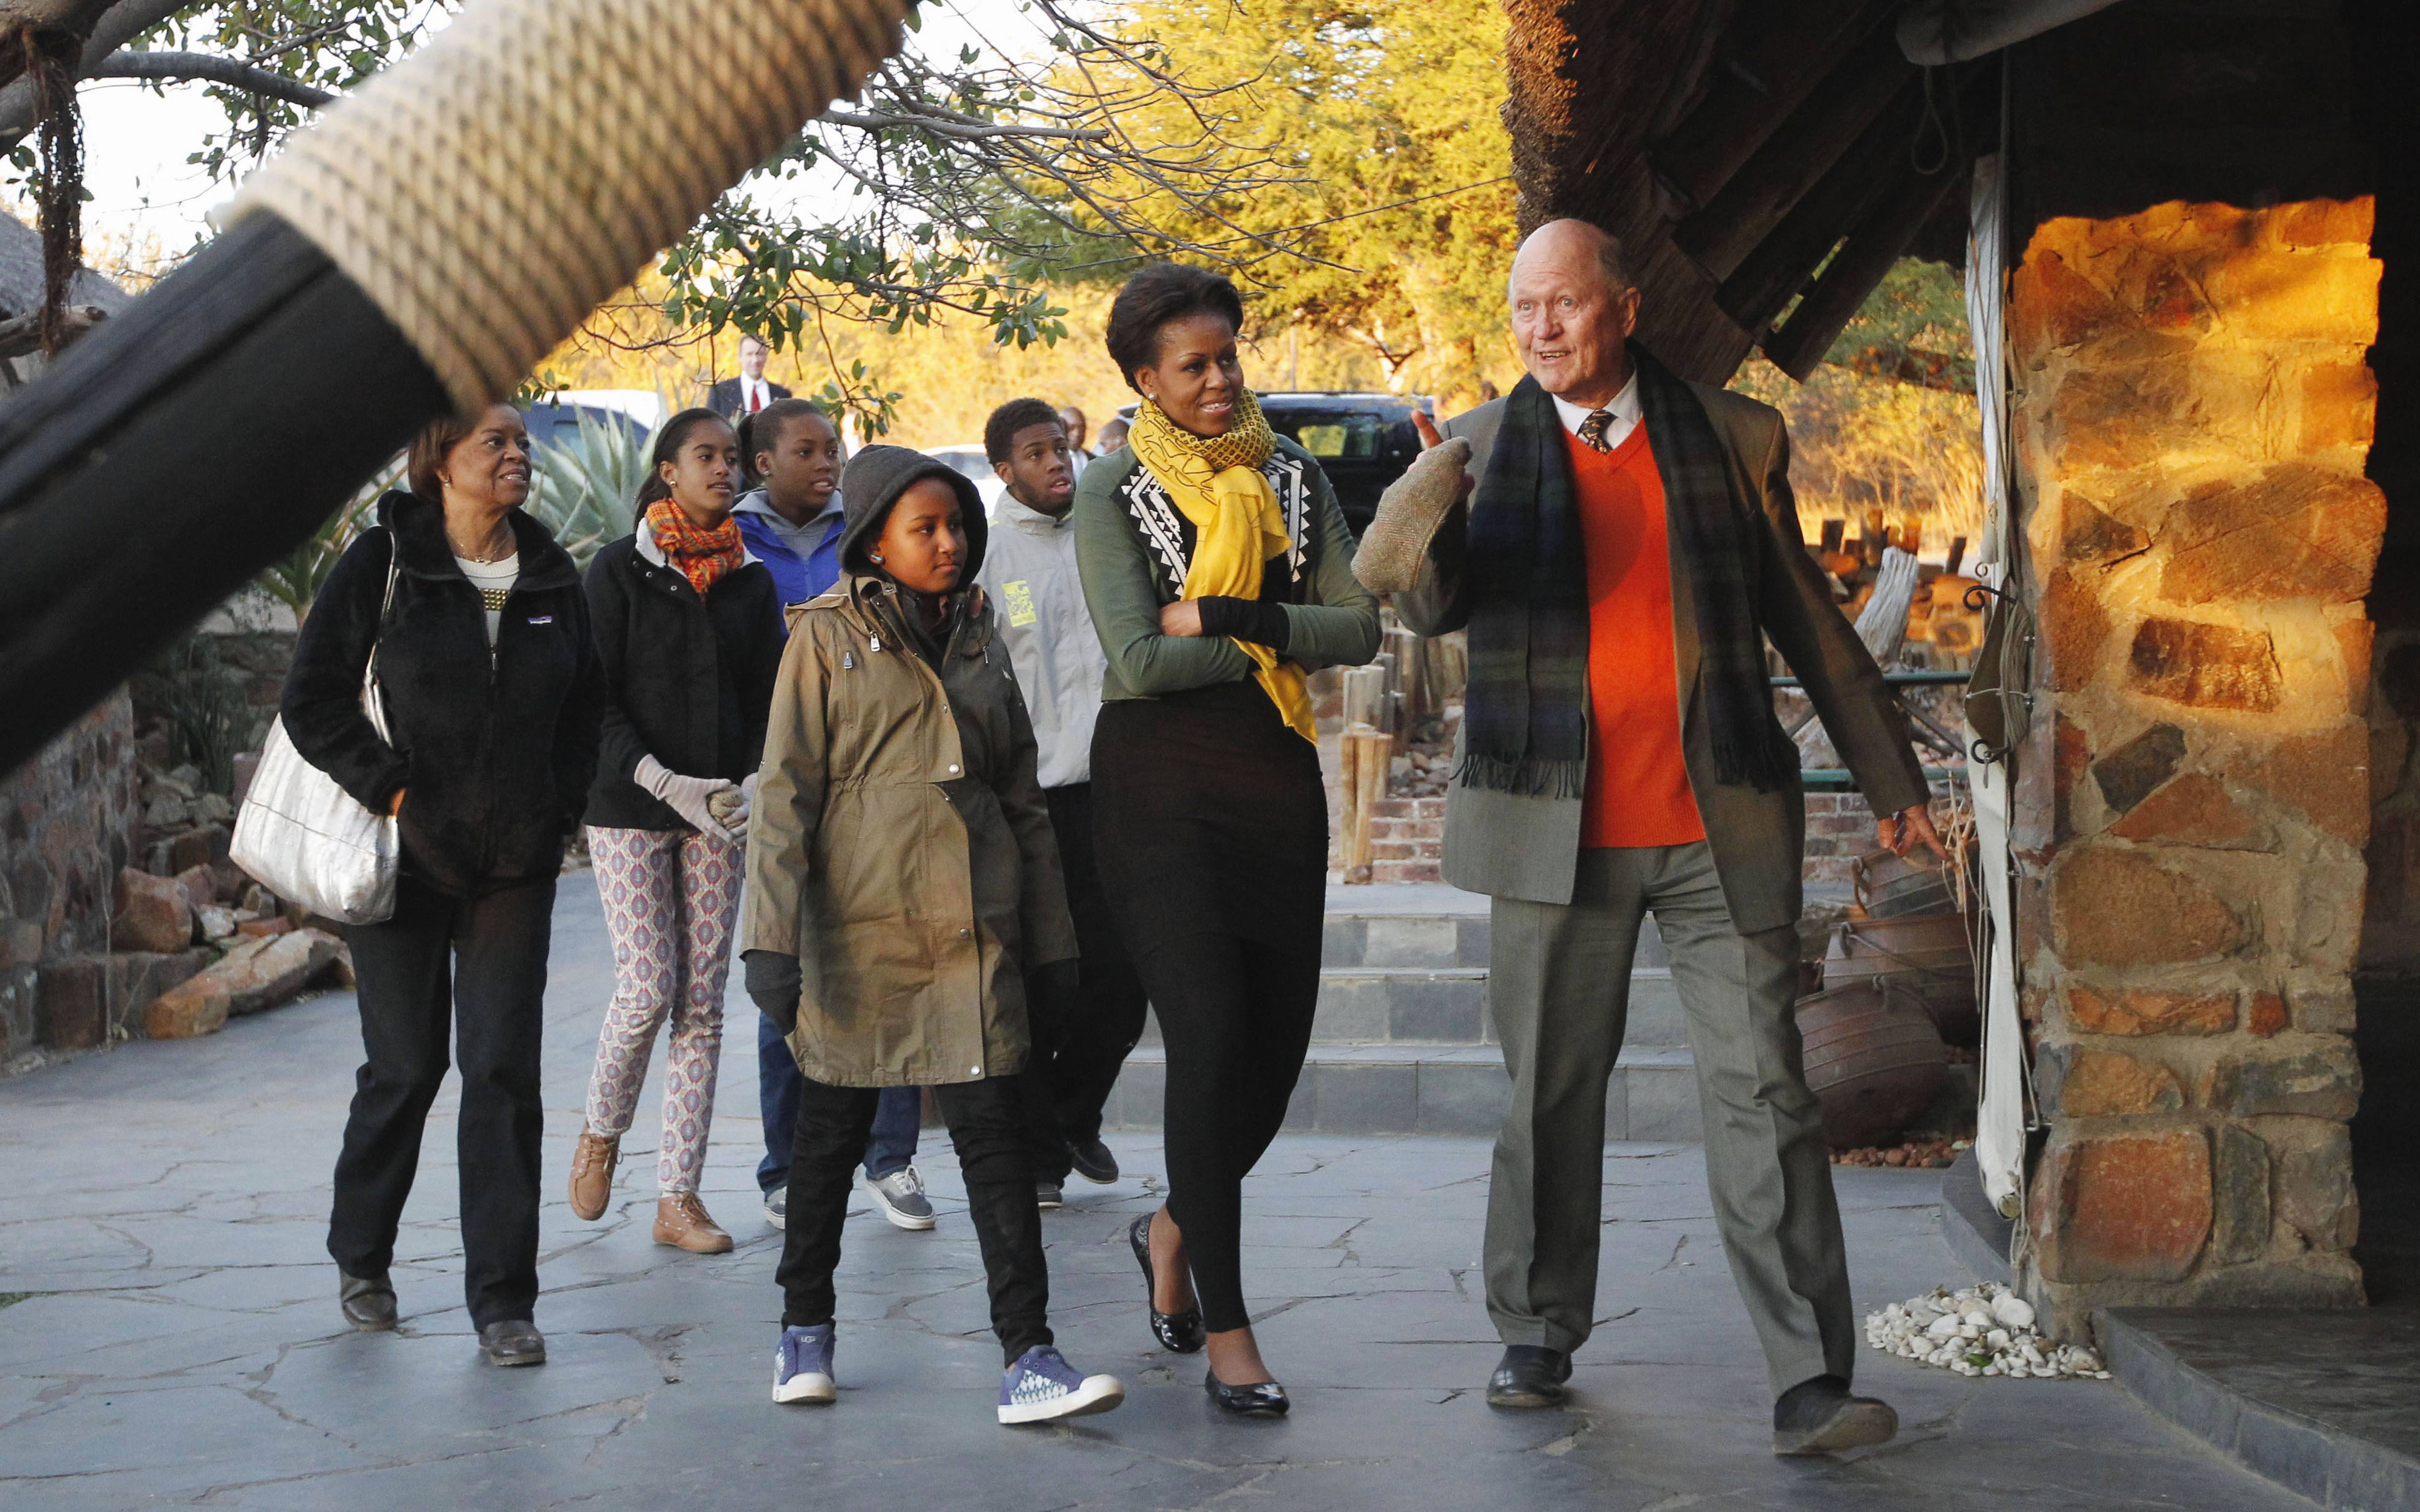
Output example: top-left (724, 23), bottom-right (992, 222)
top-left (363, 526), bottom-right (402, 742)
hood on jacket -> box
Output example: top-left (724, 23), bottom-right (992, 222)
top-left (374, 489), bottom-right (580, 590)
top-left (836, 445), bottom-right (988, 581)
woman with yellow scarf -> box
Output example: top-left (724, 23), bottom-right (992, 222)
top-left (1073, 264), bottom-right (1380, 1416)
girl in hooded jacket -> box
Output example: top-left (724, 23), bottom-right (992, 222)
top-left (739, 444), bottom-right (1123, 1426)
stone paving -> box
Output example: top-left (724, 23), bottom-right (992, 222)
top-left (0, 874), bottom-right (2312, 1511)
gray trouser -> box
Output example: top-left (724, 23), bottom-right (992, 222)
top-left (1483, 842), bottom-right (1856, 1395)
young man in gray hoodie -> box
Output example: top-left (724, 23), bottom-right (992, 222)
top-left (977, 398), bottom-right (1149, 1205)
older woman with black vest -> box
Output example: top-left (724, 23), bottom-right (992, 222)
top-left (1074, 263), bottom-right (1380, 1414)
top-left (567, 408), bottom-right (782, 1255)
top-left (284, 405), bottom-right (603, 1367)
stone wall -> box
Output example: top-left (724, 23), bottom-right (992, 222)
top-left (2007, 198), bottom-right (2381, 1332)
top-left (0, 691), bottom-right (140, 1066)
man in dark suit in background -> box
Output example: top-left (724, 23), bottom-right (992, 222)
top-left (708, 333), bottom-right (790, 420)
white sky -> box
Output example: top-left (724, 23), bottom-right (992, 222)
top-left (68, 1), bottom-right (1031, 256)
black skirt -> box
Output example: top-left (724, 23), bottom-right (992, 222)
top-left (1090, 678), bottom-right (1328, 956)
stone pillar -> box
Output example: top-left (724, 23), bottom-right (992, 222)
top-left (1, 690), bottom-right (140, 1067)
top-left (2007, 199), bottom-right (2380, 1333)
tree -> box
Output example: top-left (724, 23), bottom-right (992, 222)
top-left (0, 0), bottom-right (1289, 400)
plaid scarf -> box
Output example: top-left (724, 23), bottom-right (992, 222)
top-left (644, 498), bottom-right (746, 598)
top-left (1460, 351), bottom-right (1789, 797)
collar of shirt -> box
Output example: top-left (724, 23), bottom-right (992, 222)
top-left (1549, 370), bottom-right (1642, 448)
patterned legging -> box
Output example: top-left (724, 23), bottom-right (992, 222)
top-left (583, 825), bottom-right (743, 1194)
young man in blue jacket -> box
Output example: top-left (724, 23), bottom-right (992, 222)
top-left (735, 399), bottom-right (934, 1234)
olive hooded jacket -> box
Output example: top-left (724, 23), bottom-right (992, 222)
top-left (741, 445), bottom-right (1078, 1088)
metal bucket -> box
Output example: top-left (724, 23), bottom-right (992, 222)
top-left (1795, 981), bottom-right (1951, 1149)
top-left (1853, 850), bottom-right (1964, 921)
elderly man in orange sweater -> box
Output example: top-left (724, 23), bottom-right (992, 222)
top-left (1374, 218), bottom-right (1942, 1455)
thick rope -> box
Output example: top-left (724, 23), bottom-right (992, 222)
top-left (227, 0), bottom-right (909, 414)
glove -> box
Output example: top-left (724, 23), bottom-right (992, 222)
top-left (635, 754), bottom-right (741, 842)
top-left (1353, 434), bottom-right (1471, 594)
top-left (708, 771), bottom-right (760, 842)
top-left (744, 950), bottom-right (802, 1035)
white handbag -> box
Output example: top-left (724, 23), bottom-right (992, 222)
top-left (231, 543), bottom-right (404, 926)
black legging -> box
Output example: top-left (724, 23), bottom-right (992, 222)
top-left (1135, 932), bottom-right (1320, 1332)
top-left (1092, 680), bottom-right (1328, 1336)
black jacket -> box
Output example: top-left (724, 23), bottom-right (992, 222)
top-left (283, 492), bottom-right (604, 897)
top-left (582, 526), bottom-right (783, 830)
top-left (707, 376), bottom-right (792, 421)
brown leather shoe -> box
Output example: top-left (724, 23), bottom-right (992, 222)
top-left (653, 1192), bottom-right (734, 1253)
top-left (568, 1127), bottom-right (618, 1221)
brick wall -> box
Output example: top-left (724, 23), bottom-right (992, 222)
top-left (2007, 198), bottom-right (2381, 1332)
top-left (0, 691), bottom-right (140, 1067)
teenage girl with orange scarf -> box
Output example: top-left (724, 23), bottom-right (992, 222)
top-left (567, 408), bottom-right (784, 1253)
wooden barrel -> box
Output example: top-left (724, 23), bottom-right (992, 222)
top-left (1824, 914), bottom-right (1980, 1046)
top-left (1795, 981), bottom-right (1950, 1149)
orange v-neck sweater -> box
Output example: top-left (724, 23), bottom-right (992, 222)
top-left (1566, 425), bottom-right (1707, 848)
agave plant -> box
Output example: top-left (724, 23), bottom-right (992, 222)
top-left (527, 403), bottom-right (665, 568)
top-left (253, 458), bottom-right (404, 623)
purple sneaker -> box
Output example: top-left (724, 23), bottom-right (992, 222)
top-left (773, 1323), bottom-right (836, 1405)
top-left (997, 1344), bottom-right (1124, 1425)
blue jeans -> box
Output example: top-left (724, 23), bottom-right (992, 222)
top-left (757, 1012), bottom-right (919, 1191)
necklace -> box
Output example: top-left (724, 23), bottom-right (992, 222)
top-left (449, 520), bottom-right (514, 563)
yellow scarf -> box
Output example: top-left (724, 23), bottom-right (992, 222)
top-left (1128, 392), bottom-right (1316, 743)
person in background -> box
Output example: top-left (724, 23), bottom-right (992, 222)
top-left (1056, 404), bottom-right (1091, 480)
top-left (732, 397), bottom-right (934, 1234)
top-left (1075, 263), bottom-right (1381, 1416)
top-left (709, 333), bottom-right (791, 421)
top-left (568, 409), bottom-right (783, 1256)
top-left (285, 406), bottom-right (603, 1367)
top-left (1093, 415), bottom-right (1130, 456)
top-left (742, 444), bottom-right (1122, 1425)
top-left (977, 398), bottom-right (1150, 1209)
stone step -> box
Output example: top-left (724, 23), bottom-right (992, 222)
top-left (1100, 1043), bottom-right (1703, 1141)
top-left (1134, 964), bottom-right (1689, 1050)
top-left (1321, 909), bottom-right (1671, 970)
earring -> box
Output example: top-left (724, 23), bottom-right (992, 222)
top-left (870, 552), bottom-right (884, 563)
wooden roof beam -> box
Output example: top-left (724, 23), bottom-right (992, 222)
top-left (1672, 27), bottom-right (1917, 282)
top-left (1648, 0), bottom-right (1897, 214)
top-left (1713, 89), bottom-right (1925, 335)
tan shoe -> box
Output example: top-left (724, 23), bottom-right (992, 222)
top-left (654, 1192), bottom-right (734, 1253)
top-left (568, 1127), bottom-right (618, 1222)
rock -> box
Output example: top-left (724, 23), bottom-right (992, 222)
top-left (109, 948), bottom-right (215, 1035)
top-left (142, 794), bottom-right (194, 829)
top-left (2247, 723), bottom-right (2371, 846)
top-left (2090, 724), bottom-right (2186, 813)
top-left (2247, 992), bottom-right (2289, 1037)
top-left (2273, 1123), bottom-right (2358, 1252)
top-left (144, 980), bottom-right (229, 1039)
top-left (2057, 1049), bottom-right (2185, 1116)
top-left (166, 763), bottom-right (204, 792)
top-left (2062, 493), bottom-right (2152, 567)
top-left (174, 864), bottom-right (221, 912)
top-left (2128, 619), bottom-right (2282, 713)
top-left (2051, 846), bottom-right (2246, 965)
top-left (2211, 1039), bottom-right (2362, 1120)
top-left (326, 941), bottom-right (357, 989)
top-left (241, 884), bottom-right (276, 915)
top-left (2107, 774), bottom-right (2264, 848)
top-left (236, 916), bottom-right (295, 940)
top-left (33, 957), bottom-right (106, 1050)
top-left (111, 866), bottom-right (194, 954)
top-left (221, 929), bottom-right (339, 1016)
top-left (195, 906), bottom-right (239, 942)
top-left (2159, 463), bottom-right (2385, 605)
top-left (193, 792), bottom-right (234, 825)
top-left (2041, 568), bottom-right (2111, 692)
top-left (168, 825), bottom-right (232, 875)
top-left (1990, 1294), bottom-right (2036, 1330)
top-left (2034, 1128), bottom-right (2213, 1284)
top-left (2065, 985), bottom-right (2234, 1037)
top-left (2212, 1124), bottom-right (2272, 1264)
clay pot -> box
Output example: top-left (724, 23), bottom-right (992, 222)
top-left (1824, 914), bottom-right (1979, 1046)
top-left (1853, 850), bottom-right (1962, 920)
top-left (1795, 982), bottom-right (1951, 1150)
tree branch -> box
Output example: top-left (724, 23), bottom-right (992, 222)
top-left (87, 49), bottom-right (336, 110)
top-left (0, 0), bottom-right (186, 145)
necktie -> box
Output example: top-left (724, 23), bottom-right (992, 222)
top-left (747, 385), bottom-right (762, 413)
top-left (1577, 409), bottom-right (1615, 452)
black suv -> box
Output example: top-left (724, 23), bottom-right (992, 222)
top-left (1119, 392), bottom-right (1428, 535)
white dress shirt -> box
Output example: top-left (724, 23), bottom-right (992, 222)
top-left (1548, 371), bottom-right (1642, 450)
top-left (739, 376), bottom-right (775, 413)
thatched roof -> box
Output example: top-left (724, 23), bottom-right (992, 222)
top-left (1504, 0), bottom-right (1988, 386)
top-left (0, 206), bottom-right (131, 323)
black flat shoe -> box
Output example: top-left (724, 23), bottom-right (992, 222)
top-left (1067, 1136), bottom-right (1120, 1185)
top-left (1772, 1374), bottom-right (1896, 1455)
top-left (1205, 1369), bottom-right (1289, 1416)
top-left (1128, 1213), bottom-right (1205, 1353)
top-left (478, 1319), bottom-right (547, 1367)
top-left (1485, 1344), bottom-right (1571, 1408)
top-left (338, 1269), bottom-right (396, 1332)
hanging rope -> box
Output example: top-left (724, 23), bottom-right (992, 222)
top-left (9, 23), bottom-right (86, 356)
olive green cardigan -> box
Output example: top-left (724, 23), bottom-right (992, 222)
top-left (1072, 437), bottom-right (1381, 701)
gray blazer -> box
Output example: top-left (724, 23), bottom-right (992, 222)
top-left (1395, 385), bottom-right (1928, 933)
